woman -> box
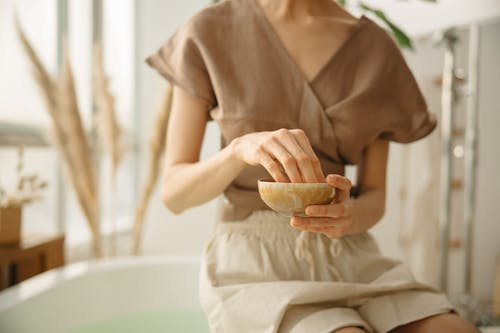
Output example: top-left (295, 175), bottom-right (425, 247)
top-left (147, 0), bottom-right (478, 332)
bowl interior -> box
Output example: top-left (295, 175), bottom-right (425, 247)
top-left (257, 179), bottom-right (335, 217)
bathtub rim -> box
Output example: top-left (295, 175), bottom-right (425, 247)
top-left (0, 254), bottom-right (201, 313)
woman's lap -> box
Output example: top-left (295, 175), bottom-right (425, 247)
top-left (199, 211), bottom-right (456, 333)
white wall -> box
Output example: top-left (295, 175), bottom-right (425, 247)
top-left (0, 0), bottom-right (57, 125)
top-left (136, 0), bottom-right (219, 254)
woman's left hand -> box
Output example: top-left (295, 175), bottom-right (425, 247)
top-left (290, 174), bottom-right (354, 238)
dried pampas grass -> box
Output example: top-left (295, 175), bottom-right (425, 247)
top-left (93, 42), bottom-right (123, 183)
top-left (93, 42), bottom-right (123, 256)
top-left (58, 50), bottom-right (101, 256)
top-left (15, 19), bottom-right (57, 111)
top-left (131, 85), bottom-right (173, 255)
top-left (16, 21), bottom-right (101, 257)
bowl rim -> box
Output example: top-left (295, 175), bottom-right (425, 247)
top-left (257, 178), bottom-right (332, 187)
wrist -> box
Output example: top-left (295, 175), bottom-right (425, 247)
top-left (227, 137), bottom-right (246, 169)
top-left (343, 199), bottom-right (363, 236)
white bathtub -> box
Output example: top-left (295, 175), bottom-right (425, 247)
top-left (0, 255), bottom-right (209, 333)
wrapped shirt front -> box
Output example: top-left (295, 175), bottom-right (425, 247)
top-left (146, 0), bottom-right (437, 221)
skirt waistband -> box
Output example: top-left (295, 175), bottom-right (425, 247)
top-left (215, 210), bottom-right (344, 281)
top-left (216, 210), bottom-right (292, 233)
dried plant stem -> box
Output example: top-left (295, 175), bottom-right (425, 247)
top-left (58, 50), bottom-right (101, 256)
top-left (93, 42), bottom-right (123, 256)
top-left (59, 50), bottom-right (97, 200)
top-left (93, 42), bottom-right (123, 184)
top-left (131, 85), bottom-right (173, 255)
top-left (15, 20), bottom-right (57, 109)
top-left (17, 21), bottom-right (101, 257)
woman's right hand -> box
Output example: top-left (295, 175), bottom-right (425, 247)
top-left (230, 128), bottom-right (325, 183)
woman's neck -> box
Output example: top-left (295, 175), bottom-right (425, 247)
top-left (257, 0), bottom-right (342, 20)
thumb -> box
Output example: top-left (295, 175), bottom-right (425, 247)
top-left (326, 174), bottom-right (351, 203)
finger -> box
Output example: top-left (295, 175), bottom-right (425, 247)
top-left (276, 130), bottom-right (317, 183)
top-left (265, 138), bottom-right (303, 182)
top-left (258, 149), bottom-right (289, 183)
top-left (290, 129), bottom-right (325, 182)
top-left (326, 174), bottom-right (352, 202)
top-left (305, 202), bottom-right (353, 218)
top-left (326, 174), bottom-right (352, 191)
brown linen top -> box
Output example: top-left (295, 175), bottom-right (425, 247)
top-left (146, 0), bottom-right (437, 221)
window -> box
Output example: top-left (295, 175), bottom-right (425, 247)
top-left (0, 0), bottom-right (138, 254)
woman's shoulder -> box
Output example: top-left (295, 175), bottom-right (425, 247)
top-left (359, 15), bottom-right (403, 55)
top-left (180, 0), bottom-right (244, 41)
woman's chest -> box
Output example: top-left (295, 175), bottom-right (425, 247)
top-left (267, 18), bottom-right (360, 83)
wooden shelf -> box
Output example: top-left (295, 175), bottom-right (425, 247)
top-left (0, 234), bottom-right (64, 291)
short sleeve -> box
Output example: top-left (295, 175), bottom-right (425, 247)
top-left (376, 37), bottom-right (437, 143)
top-left (146, 20), bottom-right (217, 108)
top-left (329, 23), bottom-right (438, 165)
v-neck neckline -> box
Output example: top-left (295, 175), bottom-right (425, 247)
top-left (250, 0), bottom-right (368, 86)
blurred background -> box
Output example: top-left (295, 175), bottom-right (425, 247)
top-left (0, 0), bottom-right (499, 332)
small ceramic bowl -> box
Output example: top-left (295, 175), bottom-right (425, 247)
top-left (257, 179), bottom-right (335, 217)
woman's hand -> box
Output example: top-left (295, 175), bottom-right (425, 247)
top-left (291, 174), bottom-right (354, 238)
top-left (231, 128), bottom-right (325, 183)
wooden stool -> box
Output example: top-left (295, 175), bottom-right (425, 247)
top-left (0, 234), bottom-right (64, 291)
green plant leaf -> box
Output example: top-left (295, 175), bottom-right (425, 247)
top-left (359, 2), bottom-right (414, 50)
top-left (336, 0), bottom-right (347, 6)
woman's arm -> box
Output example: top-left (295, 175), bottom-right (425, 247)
top-left (161, 87), bottom-right (246, 214)
top-left (347, 138), bottom-right (388, 234)
top-left (290, 139), bottom-right (389, 237)
top-left (161, 86), bottom-right (325, 214)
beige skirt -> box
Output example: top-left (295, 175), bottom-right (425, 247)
top-left (199, 211), bottom-right (454, 333)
